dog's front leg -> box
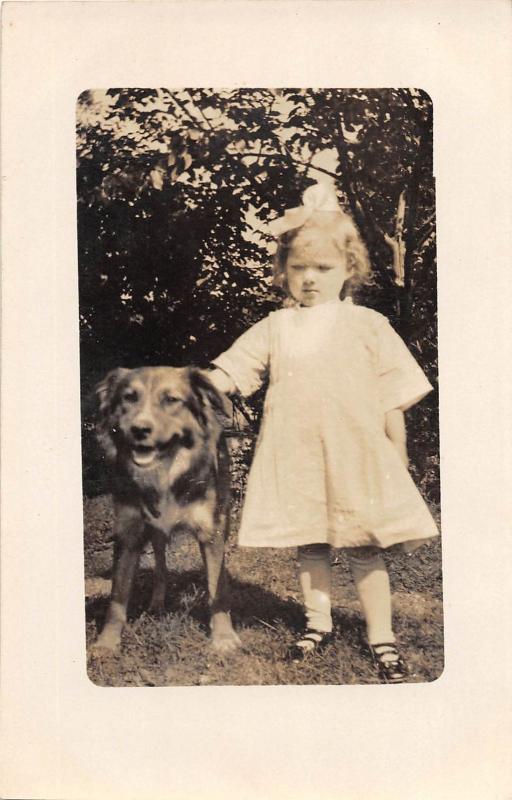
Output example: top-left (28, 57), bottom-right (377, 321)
top-left (94, 506), bottom-right (147, 652)
top-left (148, 530), bottom-right (167, 616)
top-left (199, 535), bottom-right (241, 654)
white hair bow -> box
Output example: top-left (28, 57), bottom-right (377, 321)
top-left (267, 182), bottom-right (342, 237)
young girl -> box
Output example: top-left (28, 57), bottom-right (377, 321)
top-left (209, 183), bottom-right (439, 683)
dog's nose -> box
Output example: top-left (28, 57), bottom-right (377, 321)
top-left (131, 421), bottom-right (153, 440)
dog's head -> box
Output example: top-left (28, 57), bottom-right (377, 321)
top-left (96, 366), bottom-right (230, 470)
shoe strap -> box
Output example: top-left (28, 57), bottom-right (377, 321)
top-left (371, 643), bottom-right (401, 663)
top-left (303, 631), bottom-right (324, 642)
top-left (295, 630), bottom-right (331, 651)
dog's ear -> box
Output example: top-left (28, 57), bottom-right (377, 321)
top-left (188, 368), bottom-right (232, 421)
top-left (96, 367), bottom-right (130, 414)
top-left (95, 368), bottom-right (131, 459)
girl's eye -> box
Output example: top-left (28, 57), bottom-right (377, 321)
top-left (123, 390), bottom-right (138, 403)
top-left (318, 265), bottom-right (333, 272)
top-left (289, 264), bottom-right (304, 271)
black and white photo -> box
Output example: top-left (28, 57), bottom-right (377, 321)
top-left (79, 88), bottom-right (443, 686)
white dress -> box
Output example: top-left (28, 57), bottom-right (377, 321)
top-left (213, 299), bottom-right (439, 550)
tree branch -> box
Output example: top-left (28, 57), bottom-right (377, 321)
top-left (182, 90), bottom-right (220, 133)
top-left (241, 150), bottom-right (338, 181)
top-left (384, 190), bottom-right (406, 287)
top-left (415, 211), bottom-right (435, 246)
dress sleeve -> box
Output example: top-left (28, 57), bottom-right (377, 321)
top-left (211, 315), bottom-right (271, 397)
top-left (375, 317), bottom-right (433, 412)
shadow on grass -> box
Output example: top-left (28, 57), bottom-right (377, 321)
top-left (86, 566), bottom-right (307, 633)
top-left (86, 562), bottom-right (436, 652)
top-left (85, 565), bottom-right (367, 647)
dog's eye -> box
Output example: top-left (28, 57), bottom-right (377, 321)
top-left (162, 393), bottom-right (180, 406)
top-left (122, 389), bottom-right (139, 403)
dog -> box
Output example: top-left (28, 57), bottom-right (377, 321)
top-left (92, 366), bottom-right (240, 654)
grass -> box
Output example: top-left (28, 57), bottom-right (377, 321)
top-left (84, 494), bottom-right (443, 687)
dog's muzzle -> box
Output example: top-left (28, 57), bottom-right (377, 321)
top-left (128, 431), bottom-right (183, 468)
top-left (131, 444), bottom-right (158, 467)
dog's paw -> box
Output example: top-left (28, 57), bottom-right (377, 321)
top-left (91, 626), bottom-right (122, 653)
top-left (210, 611), bottom-right (241, 654)
top-left (211, 628), bottom-right (242, 654)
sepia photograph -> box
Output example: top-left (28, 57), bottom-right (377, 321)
top-left (2, 2), bottom-right (511, 798)
top-left (79, 88), bottom-right (443, 687)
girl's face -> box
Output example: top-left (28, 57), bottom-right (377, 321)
top-left (285, 231), bottom-right (350, 307)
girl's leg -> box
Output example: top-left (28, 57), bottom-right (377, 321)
top-left (297, 543), bottom-right (333, 633)
top-left (347, 547), bottom-right (407, 682)
top-left (287, 543), bottom-right (333, 660)
top-left (346, 547), bottom-right (394, 645)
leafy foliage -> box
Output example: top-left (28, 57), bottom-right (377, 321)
top-left (77, 88), bottom-right (439, 502)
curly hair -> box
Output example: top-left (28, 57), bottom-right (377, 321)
top-left (273, 210), bottom-right (372, 297)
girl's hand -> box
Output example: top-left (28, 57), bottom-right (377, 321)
top-left (384, 408), bottom-right (409, 469)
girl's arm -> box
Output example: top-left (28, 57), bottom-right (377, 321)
top-left (208, 368), bottom-right (236, 396)
top-left (385, 408), bottom-right (409, 468)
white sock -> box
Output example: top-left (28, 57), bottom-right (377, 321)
top-left (348, 550), bottom-right (395, 645)
top-left (298, 544), bottom-right (333, 633)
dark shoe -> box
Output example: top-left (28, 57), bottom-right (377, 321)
top-left (369, 643), bottom-right (408, 684)
top-left (287, 629), bottom-right (334, 662)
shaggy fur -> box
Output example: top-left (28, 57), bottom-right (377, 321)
top-left (93, 366), bottom-right (240, 654)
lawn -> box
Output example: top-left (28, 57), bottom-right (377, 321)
top-left (85, 493), bottom-right (443, 687)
